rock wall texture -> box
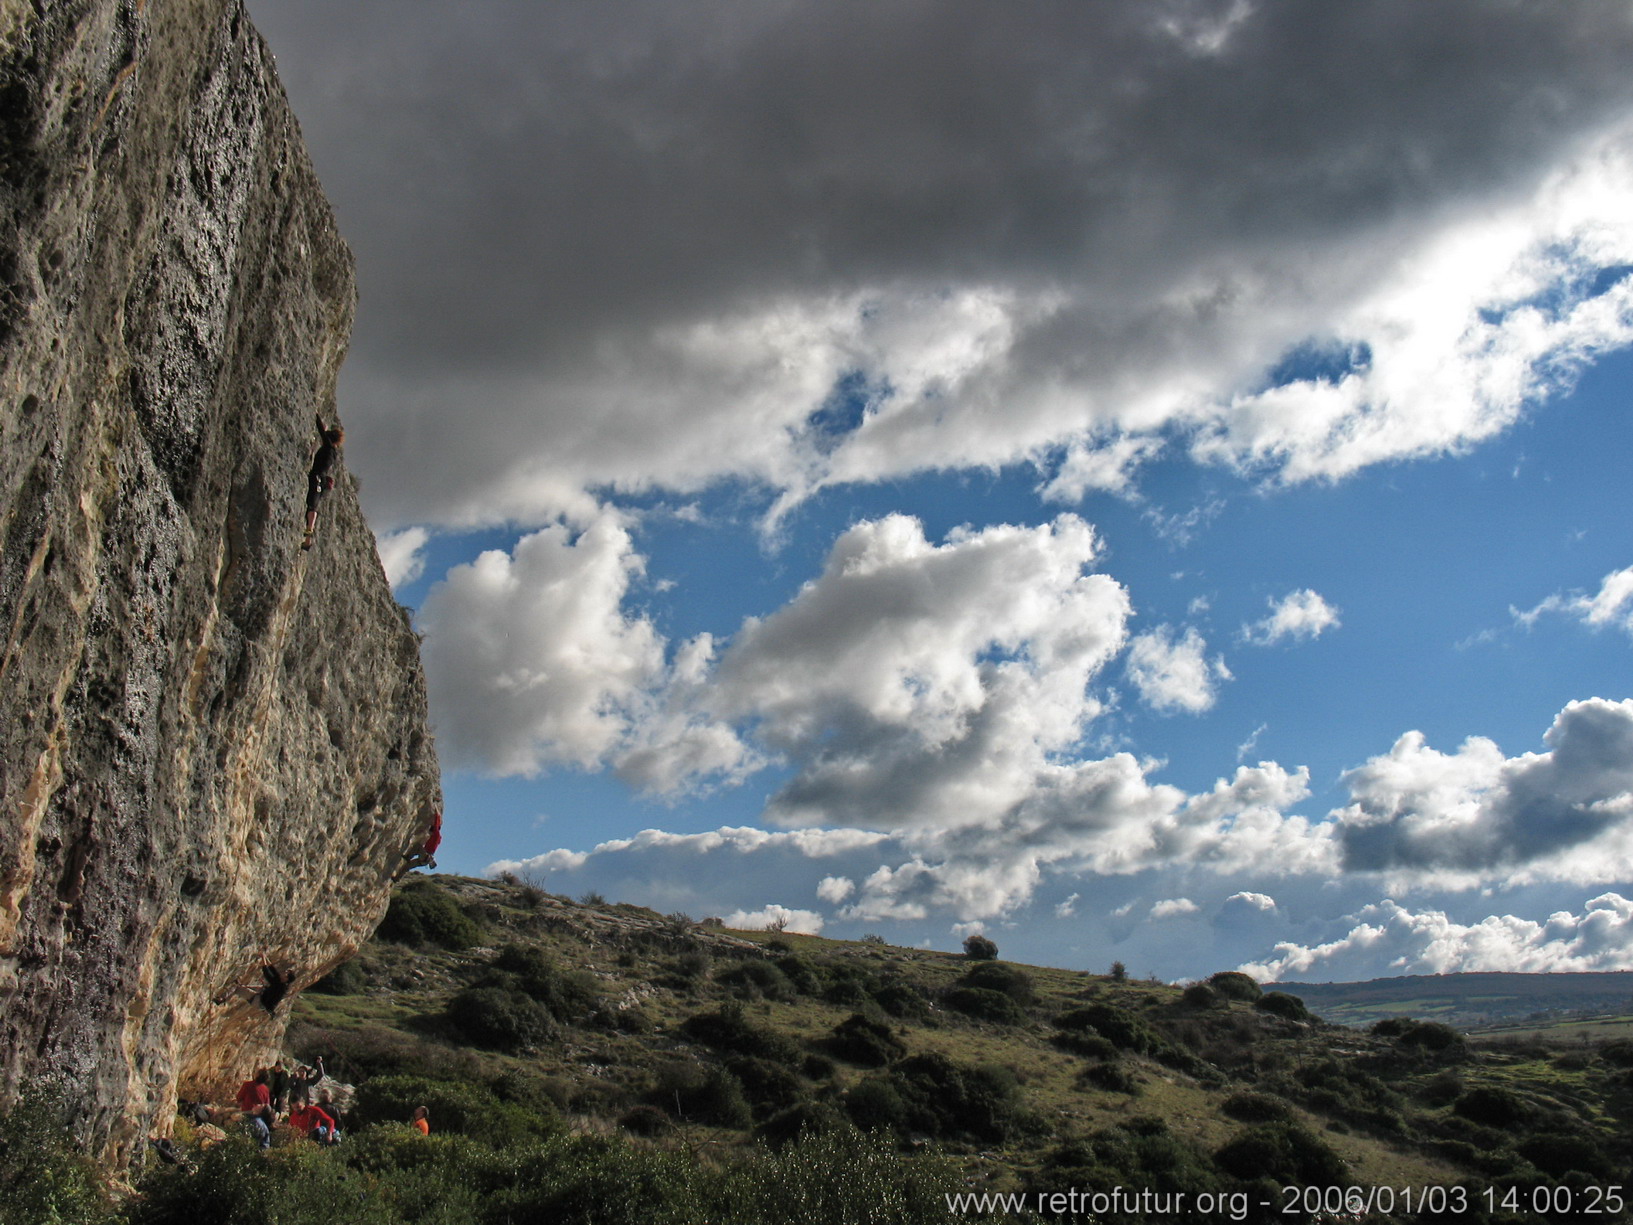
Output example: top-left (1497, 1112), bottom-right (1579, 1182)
top-left (0, 0), bottom-right (441, 1165)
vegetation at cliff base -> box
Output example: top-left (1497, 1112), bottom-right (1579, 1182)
top-left (10, 874), bottom-right (1633, 1224)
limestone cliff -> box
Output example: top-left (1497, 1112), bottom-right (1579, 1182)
top-left (0, 0), bottom-right (441, 1165)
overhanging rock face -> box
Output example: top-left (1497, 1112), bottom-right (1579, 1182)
top-left (0, 0), bottom-right (441, 1165)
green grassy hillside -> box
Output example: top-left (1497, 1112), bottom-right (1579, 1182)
top-left (10, 873), bottom-right (1633, 1223)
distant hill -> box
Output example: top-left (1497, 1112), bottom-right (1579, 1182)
top-left (1274, 972), bottom-right (1633, 1029)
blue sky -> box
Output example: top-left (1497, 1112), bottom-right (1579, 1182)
top-left (253, 0), bottom-right (1633, 981)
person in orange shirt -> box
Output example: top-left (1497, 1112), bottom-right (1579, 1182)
top-left (410, 1105), bottom-right (429, 1135)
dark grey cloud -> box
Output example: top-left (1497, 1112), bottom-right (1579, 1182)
top-left (248, 0), bottom-right (1633, 529)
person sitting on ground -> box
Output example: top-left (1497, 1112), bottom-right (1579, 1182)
top-left (213, 952), bottom-right (297, 1014)
top-left (410, 1105), bottom-right (430, 1136)
top-left (234, 1070), bottom-right (274, 1149)
top-left (316, 1089), bottom-right (344, 1143)
top-left (302, 414), bottom-right (344, 550)
top-left (287, 1100), bottom-right (339, 1145)
top-left (395, 810), bottom-right (443, 879)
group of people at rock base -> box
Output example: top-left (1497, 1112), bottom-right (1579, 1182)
top-left (232, 1058), bottom-right (338, 1149)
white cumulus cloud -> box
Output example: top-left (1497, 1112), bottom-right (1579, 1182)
top-left (1515, 564), bottom-right (1633, 637)
top-left (723, 904), bottom-right (825, 934)
top-left (417, 509), bottom-right (663, 775)
top-left (1243, 589), bottom-right (1340, 645)
top-left (1126, 625), bottom-right (1230, 714)
top-left (375, 526), bottom-right (430, 590)
top-left (1151, 897), bottom-right (1200, 919)
top-left (1242, 893), bottom-right (1633, 981)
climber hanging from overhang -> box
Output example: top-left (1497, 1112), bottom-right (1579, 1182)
top-left (212, 951), bottom-right (297, 1013)
top-left (303, 413), bottom-right (344, 550)
top-left (394, 809), bottom-right (442, 880)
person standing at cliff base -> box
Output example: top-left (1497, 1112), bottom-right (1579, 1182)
top-left (303, 413), bottom-right (344, 550)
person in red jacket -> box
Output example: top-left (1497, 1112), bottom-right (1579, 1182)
top-left (288, 1101), bottom-right (339, 1145)
top-left (395, 810), bottom-right (442, 879)
top-left (234, 1070), bottom-right (273, 1149)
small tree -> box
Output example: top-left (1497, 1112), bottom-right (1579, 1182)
top-left (1109, 960), bottom-right (1128, 983)
top-left (962, 933), bottom-right (999, 960)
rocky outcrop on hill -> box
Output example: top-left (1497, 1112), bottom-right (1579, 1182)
top-left (0, 0), bottom-right (440, 1165)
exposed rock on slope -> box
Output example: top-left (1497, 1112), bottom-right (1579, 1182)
top-left (0, 0), bottom-right (440, 1165)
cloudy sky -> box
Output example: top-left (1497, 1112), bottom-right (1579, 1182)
top-left (252, 0), bottom-right (1633, 982)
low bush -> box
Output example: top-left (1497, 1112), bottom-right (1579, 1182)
top-left (1180, 983), bottom-right (1219, 1010)
top-left (1054, 1004), bottom-right (1158, 1054)
top-left (0, 1093), bottom-right (111, 1225)
top-left (945, 986), bottom-right (1027, 1025)
top-left (871, 982), bottom-right (929, 1020)
top-left (444, 985), bottom-right (554, 1052)
top-left (958, 961), bottom-right (1036, 1005)
top-left (1453, 1086), bottom-right (1531, 1129)
top-left (679, 1005), bottom-right (803, 1065)
top-left (649, 1062), bottom-right (752, 1129)
top-left (349, 1074), bottom-right (559, 1147)
top-left (962, 934), bottom-right (999, 960)
top-left (1079, 1063), bottom-right (1138, 1095)
top-left (1205, 971), bottom-right (1262, 1002)
top-left (377, 882), bottom-right (484, 950)
top-left (1221, 1091), bottom-right (1293, 1123)
top-left (1253, 991), bottom-right (1310, 1021)
top-left (1215, 1122), bottom-right (1347, 1187)
top-left (823, 1013), bottom-right (907, 1067)
top-left (308, 958), bottom-right (368, 995)
top-left (716, 959), bottom-right (795, 1002)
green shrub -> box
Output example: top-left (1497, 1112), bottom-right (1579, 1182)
top-left (822, 1013), bottom-right (906, 1067)
top-left (1206, 971), bottom-right (1262, 1001)
top-left (1051, 1030), bottom-right (1120, 1060)
top-left (679, 1005), bottom-right (803, 1065)
top-left (945, 986), bottom-right (1027, 1025)
top-left (480, 1134), bottom-right (705, 1225)
top-left (286, 1023), bottom-right (485, 1086)
top-left (886, 1053), bottom-right (1033, 1143)
top-left (1215, 1122), bottom-right (1346, 1186)
top-left (1054, 1003), bottom-right (1158, 1053)
top-left (755, 1100), bottom-right (848, 1150)
top-left (132, 1135), bottom-right (395, 1225)
top-left (349, 1074), bottom-right (559, 1147)
top-left (722, 1126), bottom-right (971, 1225)
top-left (1598, 1039), bottom-right (1633, 1068)
top-left (309, 958), bottom-right (368, 995)
top-left (1254, 991), bottom-right (1310, 1021)
top-left (871, 981), bottom-right (929, 1019)
top-left (959, 961), bottom-right (1035, 1005)
top-left (618, 1104), bottom-right (671, 1137)
top-left (726, 1056), bottom-right (805, 1117)
top-left (0, 1095), bottom-right (111, 1225)
top-left (962, 934), bottom-right (999, 960)
top-left (717, 959), bottom-right (795, 1002)
top-left (1221, 1091), bottom-right (1293, 1123)
top-left (444, 985), bottom-right (554, 1051)
top-left (1180, 983), bottom-right (1219, 1010)
top-left (1080, 1063), bottom-right (1139, 1094)
top-left (649, 1062), bottom-right (752, 1128)
top-left (770, 954), bottom-right (826, 995)
top-left (844, 1077), bottom-right (909, 1132)
top-left (377, 882), bottom-right (484, 950)
top-left (1453, 1086), bottom-right (1530, 1129)
top-left (1517, 1133), bottom-right (1615, 1180)
top-left (486, 944), bottom-right (601, 1022)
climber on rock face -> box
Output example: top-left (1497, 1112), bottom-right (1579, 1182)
top-left (213, 952), bottom-right (296, 1013)
top-left (303, 413), bottom-right (344, 550)
top-left (394, 809), bottom-right (442, 880)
